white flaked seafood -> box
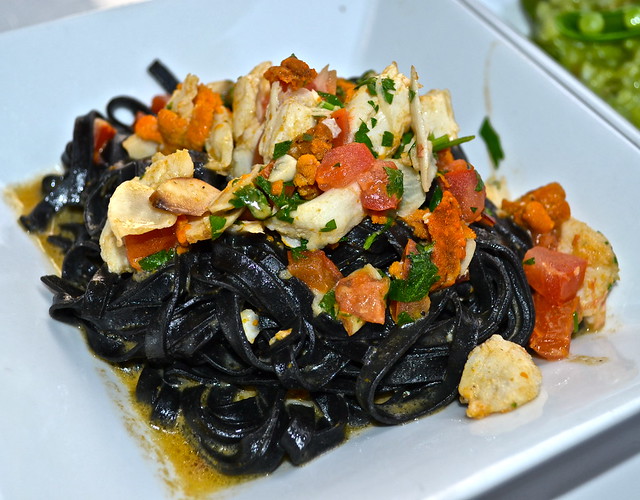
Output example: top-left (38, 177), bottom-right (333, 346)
top-left (459, 334), bottom-right (542, 418)
top-left (265, 182), bottom-right (365, 250)
top-left (345, 62), bottom-right (412, 159)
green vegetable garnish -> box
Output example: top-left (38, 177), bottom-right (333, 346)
top-left (255, 176), bottom-right (305, 223)
top-left (139, 248), bottom-right (176, 272)
top-left (429, 133), bottom-right (475, 153)
top-left (381, 131), bottom-right (395, 148)
top-left (273, 140), bottom-right (292, 160)
top-left (209, 215), bottom-right (227, 240)
top-left (555, 7), bottom-right (640, 42)
top-left (396, 311), bottom-right (415, 326)
top-left (317, 91), bottom-right (344, 108)
top-left (319, 290), bottom-right (337, 318)
top-left (523, 257), bottom-right (535, 265)
top-left (479, 117), bottom-right (504, 168)
top-left (354, 121), bottom-right (377, 157)
top-left (290, 238), bottom-right (309, 260)
top-left (230, 185), bottom-right (271, 219)
top-left (363, 217), bottom-right (393, 250)
top-left (384, 166), bottom-right (404, 198)
top-left (429, 184), bottom-right (443, 211)
top-left (320, 219), bottom-right (337, 232)
top-left (388, 243), bottom-right (440, 302)
top-left (474, 171), bottom-right (485, 192)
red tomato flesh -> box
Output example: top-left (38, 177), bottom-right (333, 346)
top-left (529, 292), bottom-right (579, 360)
top-left (330, 108), bottom-right (350, 148)
top-left (439, 168), bottom-right (485, 223)
top-left (523, 246), bottom-right (587, 304)
top-left (123, 225), bottom-right (178, 270)
top-left (359, 160), bottom-right (400, 211)
top-left (287, 250), bottom-right (343, 294)
top-left (315, 142), bottom-right (375, 190)
top-left (335, 268), bottom-right (389, 326)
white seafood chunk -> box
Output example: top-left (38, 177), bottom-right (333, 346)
top-left (345, 62), bottom-right (411, 159)
top-left (231, 61), bottom-right (272, 176)
top-left (140, 149), bottom-right (194, 188)
top-left (557, 217), bottom-right (620, 330)
top-left (419, 89), bottom-right (459, 140)
top-left (265, 183), bottom-right (365, 250)
top-left (167, 73), bottom-right (199, 119)
top-left (99, 220), bottom-right (132, 274)
top-left (395, 161), bottom-right (426, 218)
top-left (459, 334), bottom-right (542, 419)
top-left (205, 106), bottom-right (233, 173)
top-left (409, 67), bottom-right (437, 193)
top-left (107, 179), bottom-right (177, 244)
top-left (258, 84), bottom-right (321, 163)
top-left (122, 134), bottom-right (159, 160)
top-left (150, 177), bottom-right (220, 216)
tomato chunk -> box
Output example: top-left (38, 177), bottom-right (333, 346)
top-left (359, 160), bottom-right (400, 211)
top-left (529, 292), bottom-right (579, 360)
top-left (335, 266), bottom-right (390, 327)
top-left (523, 246), bottom-right (587, 303)
top-left (287, 250), bottom-right (343, 294)
top-left (123, 225), bottom-right (178, 270)
top-left (439, 168), bottom-right (485, 223)
top-left (315, 142), bottom-right (375, 190)
top-left (330, 108), bottom-right (350, 148)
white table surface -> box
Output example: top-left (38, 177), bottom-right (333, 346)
top-left (2, 1), bottom-right (639, 499)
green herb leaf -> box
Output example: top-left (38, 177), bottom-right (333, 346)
top-left (273, 140), bottom-right (292, 160)
top-left (319, 290), bottom-right (337, 318)
top-left (523, 257), bottom-right (535, 265)
top-left (380, 77), bottom-right (396, 104)
top-left (381, 131), bottom-right (394, 148)
top-left (209, 215), bottom-right (227, 240)
top-left (290, 238), bottom-right (309, 260)
top-left (354, 121), bottom-right (377, 157)
top-left (474, 171), bottom-right (485, 192)
top-left (479, 117), bottom-right (504, 168)
top-left (388, 244), bottom-right (439, 302)
top-left (255, 176), bottom-right (305, 223)
top-left (139, 248), bottom-right (176, 272)
top-left (384, 166), bottom-right (404, 198)
top-left (320, 219), bottom-right (337, 232)
top-left (367, 100), bottom-right (379, 112)
top-left (317, 91), bottom-right (344, 108)
top-left (396, 311), bottom-right (415, 326)
top-left (393, 131), bottom-right (415, 159)
top-left (230, 185), bottom-right (271, 219)
top-left (429, 184), bottom-right (443, 211)
top-left (363, 217), bottom-right (393, 250)
top-left (429, 133), bottom-right (475, 153)
top-left (573, 311), bottom-right (580, 333)
top-left (409, 89), bottom-right (416, 102)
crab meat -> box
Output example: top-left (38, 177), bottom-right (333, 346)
top-left (140, 149), bottom-right (194, 188)
top-left (150, 177), bottom-right (220, 216)
top-left (231, 61), bottom-right (272, 176)
top-left (419, 89), bottom-right (459, 141)
top-left (557, 217), bottom-right (620, 330)
top-left (204, 105), bottom-right (233, 173)
top-left (99, 220), bottom-right (132, 274)
top-left (409, 67), bottom-right (437, 193)
top-left (265, 183), bottom-right (365, 250)
top-left (459, 334), bottom-right (542, 419)
top-left (258, 83), bottom-right (322, 163)
top-left (345, 62), bottom-right (411, 159)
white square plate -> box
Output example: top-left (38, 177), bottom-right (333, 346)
top-left (1, 1), bottom-right (639, 499)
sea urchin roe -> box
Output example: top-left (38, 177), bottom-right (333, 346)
top-left (263, 56), bottom-right (318, 91)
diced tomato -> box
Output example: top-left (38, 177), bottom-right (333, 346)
top-left (529, 292), bottom-right (579, 360)
top-left (359, 160), bottom-right (400, 211)
top-left (287, 250), bottom-right (343, 294)
top-left (335, 267), bottom-right (390, 328)
top-left (123, 225), bottom-right (178, 271)
top-left (523, 246), bottom-right (587, 304)
top-left (331, 107), bottom-right (350, 147)
top-left (438, 167), bottom-right (485, 223)
top-left (151, 94), bottom-right (171, 114)
top-left (315, 142), bottom-right (375, 190)
top-left (93, 118), bottom-right (117, 163)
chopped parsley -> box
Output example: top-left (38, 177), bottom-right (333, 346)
top-left (523, 257), bottom-right (535, 265)
top-left (363, 217), bottom-right (393, 250)
top-left (354, 121), bottom-right (377, 157)
top-left (381, 130), bottom-right (395, 148)
top-left (255, 176), bottom-right (305, 223)
top-left (429, 184), bottom-right (443, 211)
top-left (139, 248), bottom-right (176, 272)
top-left (320, 219), bottom-right (337, 232)
top-left (396, 311), bottom-right (415, 326)
top-left (479, 117), bottom-right (505, 168)
top-left (230, 185), bottom-right (271, 219)
top-left (474, 171), bottom-right (485, 192)
top-left (384, 166), bottom-right (404, 198)
top-left (319, 290), bottom-right (337, 318)
top-left (429, 133), bottom-right (475, 153)
top-left (290, 238), bottom-right (309, 260)
top-left (273, 140), bottom-right (292, 160)
top-left (209, 215), bottom-right (227, 240)
top-left (317, 91), bottom-right (343, 108)
top-left (388, 244), bottom-right (440, 302)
